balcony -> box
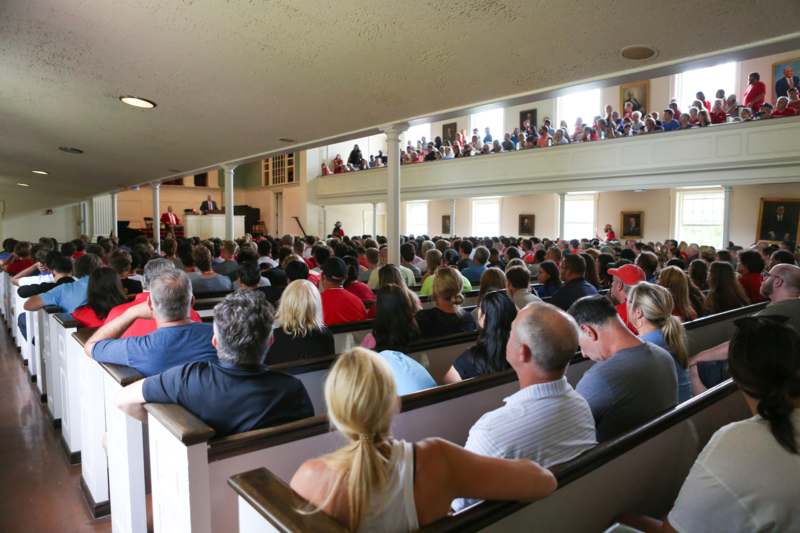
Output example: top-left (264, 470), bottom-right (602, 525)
top-left (310, 116), bottom-right (800, 204)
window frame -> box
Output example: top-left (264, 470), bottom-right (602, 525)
top-left (404, 201), bottom-right (429, 237)
top-left (674, 188), bottom-right (725, 248)
top-left (563, 192), bottom-right (597, 240)
top-left (471, 197), bottom-right (501, 237)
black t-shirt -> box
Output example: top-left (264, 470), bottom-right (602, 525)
top-left (142, 359), bottom-right (314, 438)
top-left (121, 277), bottom-right (143, 295)
top-left (266, 327), bottom-right (335, 365)
top-left (416, 307), bottom-right (477, 338)
top-left (17, 276), bottom-right (74, 298)
top-left (453, 343), bottom-right (510, 380)
top-left (257, 285), bottom-right (284, 307)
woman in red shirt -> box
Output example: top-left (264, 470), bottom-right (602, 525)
top-left (709, 99), bottom-right (727, 124)
top-left (736, 250), bottom-right (768, 304)
top-left (604, 224), bottom-right (617, 241)
top-left (72, 267), bottom-right (127, 327)
top-left (771, 96), bottom-right (798, 118)
top-left (343, 256), bottom-right (376, 317)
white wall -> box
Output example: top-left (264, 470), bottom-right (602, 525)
top-left (597, 189), bottom-right (673, 242)
top-left (2, 204), bottom-right (81, 242)
top-left (730, 182), bottom-right (800, 246)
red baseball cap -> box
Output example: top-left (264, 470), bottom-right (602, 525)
top-left (608, 264), bottom-right (646, 286)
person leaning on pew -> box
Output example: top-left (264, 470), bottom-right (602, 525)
top-left (114, 290), bottom-right (314, 437)
top-left (290, 348), bottom-right (557, 531)
top-left (618, 316), bottom-right (800, 532)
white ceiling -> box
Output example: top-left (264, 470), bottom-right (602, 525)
top-left (2, 0), bottom-right (800, 216)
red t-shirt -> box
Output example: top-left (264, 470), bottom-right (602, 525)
top-left (788, 100), bottom-right (800, 113)
top-left (72, 251), bottom-right (85, 260)
top-left (709, 110), bottom-right (727, 124)
top-left (771, 107), bottom-right (797, 117)
top-left (5, 258), bottom-right (34, 276)
top-left (320, 287), bottom-right (367, 325)
top-left (615, 301), bottom-right (638, 334)
top-left (605, 230), bottom-right (616, 241)
top-left (743, 81), bottom-right (766, 111)
top-left (72, 306), bottom-right (106, 328)
top-left (346, 281), bottom-right (377, 318)
top-left (739, 272), bottom-right (767, 304)
top-left (103, 292), bottom-right (202, 337)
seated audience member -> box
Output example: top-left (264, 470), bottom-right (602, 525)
top-left (0, 238), bottom-right (17, 265)
top-left (569, 295), bottom-right (678, 441)
top-left (72, 267), bottom-right (127, 328)
top-left (620, 317), bottom-right (800, 533)
top-left (86, 270), bottom-right (216, 376)
top-left (10, 247), bottom-right (52, 285)
top-left (628, 283), bottom-right (691, 403)
top-left (359, 247), bottom-right (379, 283)
top-left (462, 246), bottom-right (489, 285)
top-left (472, 267), bottom-right (506, 321)
top-left (115, 290), bottom-right (314, 437)
top-left (268, 280), bottom-right (334, 365)
top-left (506, 266), bottom-right (542, 309)
top-left (608, 263), bottom-right (646, 332)
top-left (342, 255), bottom-right (376, 314)
top-left (24, 254), bottom-right (101, 314)
top-left (549, 254), bottom-right (598, 311)
top-left (109, 250), bottom-right (143, 295)
top-left (400, 242), bottom-right (421, 278)
top-left (289, 348), bottom-right (557, 531)
top-left (420, 252), bottom-right (473, 296)
top-left (320, 257), bottom-right (367, 325)
top-left (236, 261), bottom-right (268, 293)
top-left (452, 303), bottom-right (596, 511)
top-left (367, 247), bottom-right (416, 289)
top-left (416, 267), bottom-right (477, 338)
top-left (262, 266), bottom-right (288, 305)
top-left (635, 251), bottom-right (659, 283)
top-left (16, 254), bottom-right (74, 297)
top-left (161, 238), bottom-right (183, 270)
top-left (688, 258), bottom-right (709, 291)
top-left (190, 245), bottom-right (233, 293)
top-left (704, 260), bottom-right (750, 314)
top-left (212, 240), bottom-right (240, 281)
top-left (444, 290), bottom-right (517, 383)
top-left (535, 260), bottom-right (561, 298)
top-left (771, 96), bottom-right (797, 117)
top-left (657, 266), bottom-right (700, 321)
top-left (737, 249), bottom-right (767, 303)
top-left (661, 109), bottom-right (680, 131)
top-left (257, 240), bottom-right (278, 268)
top-left (4, 241), bottom-right (35, 276)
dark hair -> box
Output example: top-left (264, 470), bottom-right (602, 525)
top-left (400, 242), bottom-right (415, 262)
top-left (2, 238), bottom-right (18, 253)
top-left (312, 245), bottom-right (331, 266)
top-left (539, 260), bottom-right (561, 288)
top-left (257, 240), bottom-right (272, 257)
top-left (597, 253), bottom-right (615, 286)
top-left (472, 291), bottom-right (517, 374)
top-left (372, 284), bottom-right (420, 351)
top-left (705, 261), bottom-right (749, 313)
top-left (86, 267), bottom-right (126, 320)
top-left (285, 260), bottom-right (309, 281)
top-left (562, 253), bottom-right (586, 277)
top-left (74, 253), bottom-right (102, 278)
top-left (342, 256), bottom-right (360, 285)
top-left (109, 250), bottom-right (133, 275)
top-left (689, 259), bottom-right (709, 290)
top-left (459, 240), bottom-right (473, 255)
top-left (738, 250), bottom-right (765, 274)
top-left (238, 262), bottom-right (261, 288)
top-left (51, 254), bottom-right (73, 275)
top-left (443, 248), bottom-right (460, 266)
top-left (666, 258), bottom-right (686, 270)
top-left (377, 264), bottom-right (404, 289)
top-left (770, 249), bottom-right (796, 267)
top-left (620, 248), bottom-right (636, 261)
top-left (567, 294), bottom-right (617, 326)
top-left (729, 316), bottom-right (800, 454)
top-left (635, 251), bottom-right (659, 278)
top-left (193, 246), bottom-right (213, 272)
top-left (506, 266), bottom-right (530, 289)
top-left (581, 253), bottom-right (600, 288)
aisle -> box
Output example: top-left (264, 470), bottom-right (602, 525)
top-left (0, 320), bottom-right (110, 533)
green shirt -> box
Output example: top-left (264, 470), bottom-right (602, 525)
top-left (418, 272), bottom-right (473, 297)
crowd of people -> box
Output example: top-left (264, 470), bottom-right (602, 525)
top-left (1, 225), bottom-right (799, 531)
top-left (320, 67), bottom-right (800, 175)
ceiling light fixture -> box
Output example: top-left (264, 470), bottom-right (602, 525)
top-left (32, 170), bottom-right (49, 175)
top-left (278, 137), bottom-right (296, 143)
top-left (59, 146), bottom-right (84, 154)
top-left (621, 45), bottom-right (657, 61)
top-left (119, 95), bottom-right (157, 109)
top-left (17, 182), bottom-right (30, 187)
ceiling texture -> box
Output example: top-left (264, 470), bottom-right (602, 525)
top-left (2, 0), bottom-right (800, 216)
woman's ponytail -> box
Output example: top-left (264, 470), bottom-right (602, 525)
top-left (662, 314), bottom-right (689, 369)
top-left (757, 390), bottom-right (798, 455)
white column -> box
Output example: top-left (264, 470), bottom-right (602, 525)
top-left (449, 199), bottom-right (456, 237)
top-left (110, 192), bottom-right (118, 238)
top-left (372, 202), bottom-right (378, 238)
top-left (321, 206), bottom-right (327, 237)
top-left (383, 123), bottom-right (407, 265)
top-left (152, 183), bottom-right (161, 252)
top-left (558, 192), bottom-right (566, 240)
top-left (80, 201), bottom-right (89, 236)
top-left (223, 165), bottom-right (236, 240)
top-left (722, 185), bottom-right (732, 248)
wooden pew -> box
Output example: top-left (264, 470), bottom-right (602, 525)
top-left (43, 306), bottom-right (65, 425)
top-left (230, 379), bottom-right (748, 533)
top-left (54, 313), bottom-right (83, 464)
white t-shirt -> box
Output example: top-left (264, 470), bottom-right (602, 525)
top-left (668, 410), bottom-right (800, 532)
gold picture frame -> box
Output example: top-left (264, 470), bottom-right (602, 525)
top-left (772, 57), bottom-right (800, 98)
top-left (619, 80), bottom-right (650, 115)
top-left (620, 211), bottom-right (644, 240)
top-left (756, 197), bottom-right (800, 244)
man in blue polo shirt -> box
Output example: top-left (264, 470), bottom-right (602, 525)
top-left (549, 254), bottom-right (598, 311)
top-left (461, 245), bottom-right (489, 285)
top-left (661, 109), bottom-right (680, 131)
top-left (113, 290), bottom-right (314, 437)
top-left (23, 253), bottom-right (101, 313)
top-left (85, 269), bottom-right (216, 376)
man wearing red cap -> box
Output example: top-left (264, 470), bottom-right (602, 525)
top-left (608, 263), bottom-right (646, 333)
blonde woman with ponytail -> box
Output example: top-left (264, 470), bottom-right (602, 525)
top-left (416, 266), bottom-right (478, 338)
top-left (290, 348), bottom-right (557, 531)
top-left (627, 282), bottom-right (692, 403)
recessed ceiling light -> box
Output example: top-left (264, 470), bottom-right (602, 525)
top-left (32, 170), bottom-right (48, 175)
top-left (17, 182), bottom-right (30, 187)
top-left (278, 138), bottom-right (296, 143)
top-left (59, 146), bottom-right (84, 154)
top-left (119, 96), bottom-right (157, 109)
top-left (621, 45), bottom-right (657, 61)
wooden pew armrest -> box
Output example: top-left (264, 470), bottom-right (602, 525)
top-left (228, 468), bottom-right (348, 533)
top-left (71, 328), bottom-right (98, 346)
top-left (44, 305), bottom-right (63, 313)
top-left (100, 363), bottom-right (144, 386)
top-left (54, 312), bottom-right (80, 328)
top-left (145, 403), bottom-right (216, 445)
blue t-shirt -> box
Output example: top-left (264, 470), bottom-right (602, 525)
top-left (662, 119), bottom-right (681, 131)
top-left (461, 264), bottom-right (487, 285)
top-left (40, 275), bottom-right (90, 313)
top-left (378, 350), bottom-right (436, 396)
top-left (549, 278), bottom-right (598, 311)
top-left (142, 359), bottom-right (314, 438)
top-left (640, 329), bottom-right (691, 404)
top-left (92, 322), bottom-right (216, 376)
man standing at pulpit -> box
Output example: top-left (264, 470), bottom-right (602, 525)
top-left (161, 205), bottom-right (181, 231)
top-left (200, 194), bottom-right (218, 214)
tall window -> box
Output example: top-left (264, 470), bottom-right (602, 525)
top-left (674, 62), bottom-right (737, 111)
top-left (404, 123), bottom-right (432, 146)
top-left (470, 109), bottom-right (504, 141)
top-left (405, 202), bottom-right (428, 236)
top-left (557, 88), bottom-right (601, 130)
top-left (675, 189), bottom-right (725, 248)
top-left (563, 193), bottom-right (596, 239)
top-left (472, 198), bottom-right (500, 236)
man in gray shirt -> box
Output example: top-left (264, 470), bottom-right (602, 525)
top-left (569, 295), bottom-right (677, 441)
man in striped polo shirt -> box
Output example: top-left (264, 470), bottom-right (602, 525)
top-left (452, 303), bottom-right (597, 512)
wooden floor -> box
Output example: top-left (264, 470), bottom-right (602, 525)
top-left (0, 318), bottom-right (110, 533)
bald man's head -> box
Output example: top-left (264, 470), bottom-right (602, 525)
top-left (508, 303), bottom-right (579, 373)
top-left (762, 263), bottom-right (800, 300)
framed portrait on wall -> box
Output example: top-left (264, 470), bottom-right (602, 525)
top-left (442, 122), bottom-right (458, 143)
top-left (620, 80), bottom-right (650, 114)
top-left (519, 109), bottom-right (537, 131)
top-left (442, 215), bottom-right (451, 235)
top-left (518, 214), bottom-right (535, 235)
top-left (772, 57), bottom-right (800, 98)
top-left (620, 211), bottom-right (644, 240)
top-left (756, 198), bottom-right (800, 243)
